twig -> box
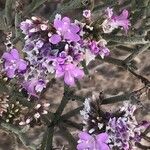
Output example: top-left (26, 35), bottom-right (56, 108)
top-left (40, 126), bottom-right (55, 150)
top-left (103, 35), bottom-right (149, 45)
top-left (124, 43), bottom-right (150, 62)
top-left (128, 68), bottom-right (150, 86)
top-left (58, 123), bottom-right (77, 149)
top-left (62, 106), bottom-right (84, 119)
top-left (0, 121), bottom-right (36, 150)
top-left (63, 120), bottom-right (83, 130)
top-left (23, 0), bottom-right (50, 15)
top-left (97, 56), bottom-right (126, 68)
top-left (5, 0), bottom-right (13, 27)
top-left (15, 3), bottom-right (22, 38)
top-left (41, 85), bottom-right (73, 149)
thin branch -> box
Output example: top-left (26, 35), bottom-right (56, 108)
top-left (40, 126), bottom-right (55, 150)
top-left (62, 106), bottom-right (84, 119)
top-left (97, 56), bottom-right (126, 68)
top-left (103, 35), bottom-right (149, 45)
top-left (63, 120), bottom-right (83, 130)
top-left (58, 124), bottom-right (77, 149)
top-left (5, 0), bottom-right (13, 27)
top-left (0, 122), bottom-right (36, 150)
top-left (124, 43), bottom-right (150, 62)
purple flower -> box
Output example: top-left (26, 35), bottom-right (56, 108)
top-left (106, 103), bottom-right (147, 150)
top-left (23, 78), bottom-right (46, 96)
top-left (89, 41), bottom-right (100, 54)
top-left (2, 49), bottom-right (27, 78)
top-left (49, 15), bottom-right (80, 44)
top-left (77, 132), bottom-right (110, 150)
top-left (20, 19), bottom-right (34, 35)
top-left (55, 63), bottom-right (84, 86)
top-left (89, 40), bottom-right (110, 58)
top-left (102, 7), bottom-right (130, 33)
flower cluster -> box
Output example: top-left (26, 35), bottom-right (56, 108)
top-left (78, 99), bottom-right (149, 150)
top-left (19, 102), bottom-right (50, 127)
top-left (106, 103), bottom-right (149, 150)
top-left (1, 8), bottom-right (130, 96)
top-left (102, 7), bottom-right (130, 34)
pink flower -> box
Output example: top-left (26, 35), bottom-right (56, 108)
top-left (55, 63), bottom-right (84, 86)
top-left (89, 40), bottom-right (110, 58)
top-left (102, 7), bottom-right (130, 33)
top-left (2, 49), bottom-right (27, 78)
top-left (23, 78), bottom-right (46, 96)
top-left (49, 15), bottom-right (80, 44)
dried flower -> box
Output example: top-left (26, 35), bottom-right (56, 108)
top-left (83, 10), bottom-right (91, 19)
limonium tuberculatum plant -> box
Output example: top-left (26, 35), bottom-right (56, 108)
top-left (0, 0), bottom-right (150, 149)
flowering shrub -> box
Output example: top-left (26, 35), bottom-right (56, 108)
top-left (0, 0), bottom-right (150, 150)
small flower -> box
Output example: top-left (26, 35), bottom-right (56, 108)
top-left (20, 19), bottom-right (33, 34)
top-left (55, 63), bottom-right (84, 86)
top-left (102, 7), bottom-right (130, 33)
top-left (49, 15), bottom-right (81, 44)
top-left (83, 10), bottom-right (91, 19)
top-left (23, 78), bottom-right (46, 96)
top-left (77, 132), bottom-right (110, 150)
top-left (89, 40), bottom-right (110, 59)
top-left (2, 49), bottom-right (27, 78)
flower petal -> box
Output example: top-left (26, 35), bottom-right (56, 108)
top-left (78, 132), bottom-right (91, 140)
top-left (96, 133), bottom-right (109, 143)
top-left (2, 52), bottom-right (13, 61)
top-left (18, 60), bottom-right (27, 71)
top-left (6, 68), bottom-right (16, 78)
top-left (10, 49), bottom-right (20, 60)
top-left (49, 34), bottom-right (61, 44)
top-left (64, 71), bottom-right (75, 86)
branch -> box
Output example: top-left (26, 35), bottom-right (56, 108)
top-left (0, 121), bottom-right (36, 150)
top-left (40, 85), bottom-right (73, 149)
top-left (72, 87), bottom-right (146, 105)
top-left (97, 56), bottom-right (126, 68)
top-left (58, 123), bottom-right (77, 149)
top-left (62, 106), bottom-right (84, 119)
top-left (5, 0), bottom-right (13, 27)
top-left (124, 43), bottom-right (150, 62)
top-left (63, 120), bottom-right (83, 130)
top-left (23, 0), bottom-right (50, 15)
top-left (40, 126), bottom-right (55, 150)
top-left (103, 35), bottom-right (149, 45)
top-left (128, 68), bottom-right (150, 86)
